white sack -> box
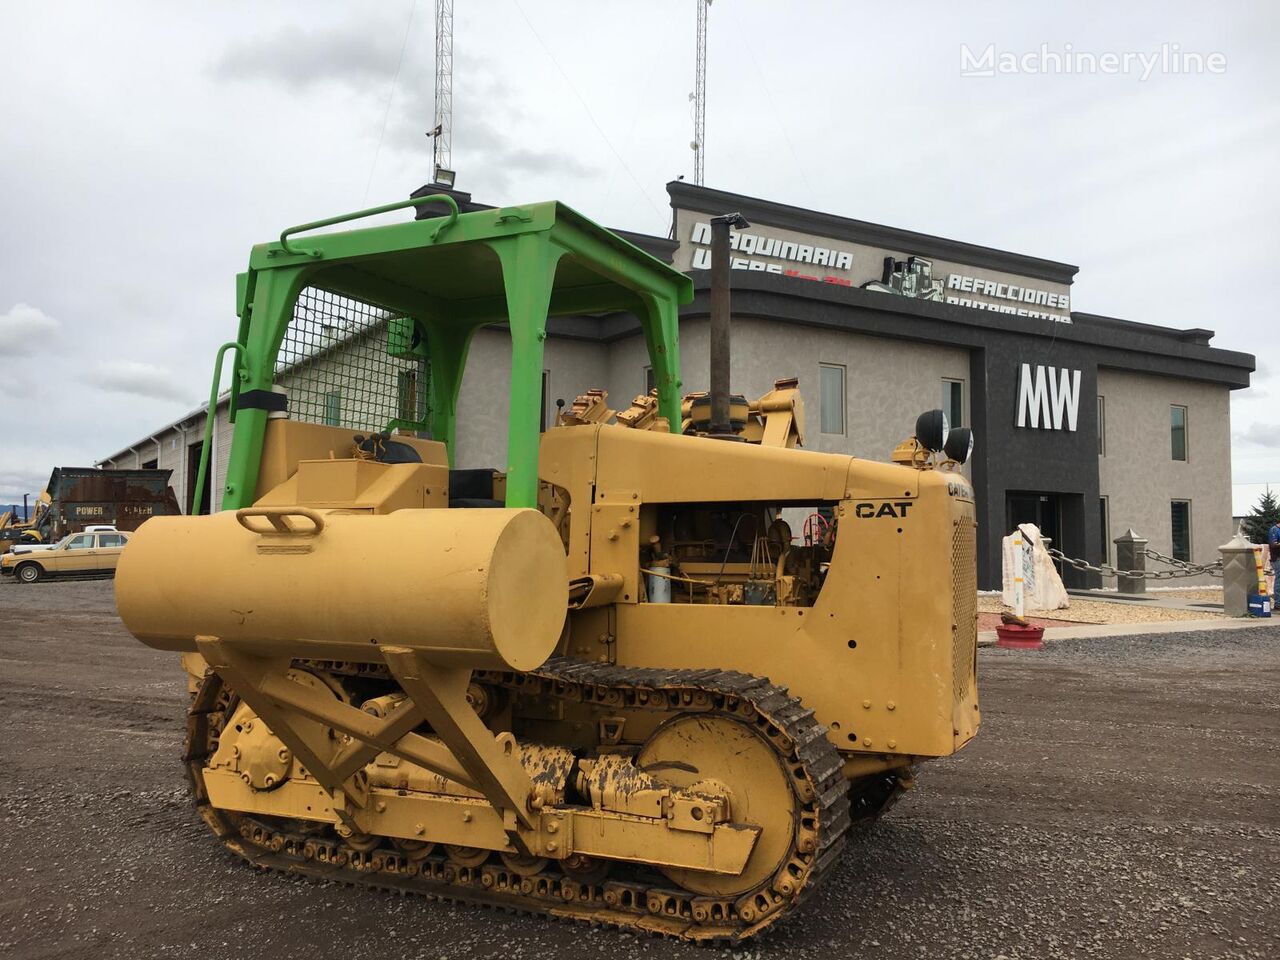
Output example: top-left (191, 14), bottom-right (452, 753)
top-left (1001, 523), bottom-right (1070, 611)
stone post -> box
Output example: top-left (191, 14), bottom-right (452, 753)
top-left (1219, 530), bottom-right (1260, 618)
top-left (1114, 529), bottom-right (1148, 595)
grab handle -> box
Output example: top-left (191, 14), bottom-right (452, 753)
top-left (276, 193), bottom-right (460, 257)
top-left (235, 507), bottom-right (326, 537)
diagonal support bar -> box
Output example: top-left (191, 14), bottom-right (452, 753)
top-left (197, 637), bottom-right (481, 800)
top-left (247, 665), bottom-right (478, 789)
top-left (329, 699), bottom-right (429, 783)
top-left (381, 646), bottom-right (535, 830)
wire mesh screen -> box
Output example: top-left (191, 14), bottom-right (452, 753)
top-left (274, 287), bottom-right (429, 434)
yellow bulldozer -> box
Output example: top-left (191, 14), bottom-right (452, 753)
top-left (115, 195), bottom-right (979, 942)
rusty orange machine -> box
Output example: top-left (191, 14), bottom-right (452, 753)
top-left (115, 195), bottom-right (979, 942)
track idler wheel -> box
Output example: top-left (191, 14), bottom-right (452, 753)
top-left (444, 845), bottom-right (489, 868)
top-left (393, 839), bottom-right (437, 862)
top-left (636, 714), bottom-right (799, 898)
top-left (500, 851), bottom-right (549, 877)
top-left (560, 853), bottom-right (610, 885)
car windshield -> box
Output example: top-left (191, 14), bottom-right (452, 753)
top-left (55, 535), bottom-right (75, 549)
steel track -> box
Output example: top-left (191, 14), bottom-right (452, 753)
top-left (184, 657), bottom-right (852, 943)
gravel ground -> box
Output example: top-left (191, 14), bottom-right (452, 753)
top-left (1, 580), bottom-right (1277, 960)
top-left (978, 595), bottom-right (1228, 625)
top-left (1145, 588), bottom-right (1225, 603)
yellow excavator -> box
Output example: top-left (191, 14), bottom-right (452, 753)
top-left (115, 195), bottom-right (979, 942)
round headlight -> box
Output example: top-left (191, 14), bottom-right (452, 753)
top-left (944, 426), bottom-right (974, 464)
top-left (915, 409), bottom-right (950, 452)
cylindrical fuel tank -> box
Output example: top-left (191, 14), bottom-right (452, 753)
top-left (115, 507), bottom-right (567, 671)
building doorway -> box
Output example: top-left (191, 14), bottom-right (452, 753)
top-left (1005, 491), bottom-right (1094, 589)
top-left (1005, 492), bottom-right (1061, 549)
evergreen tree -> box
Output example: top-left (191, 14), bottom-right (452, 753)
top-left (1242, 487), bottom-right (1280, 543)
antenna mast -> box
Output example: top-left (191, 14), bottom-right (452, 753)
top-left (433, 0), bottom-right (454, 183)
top-left (692, 0), bottom-right (710, 185)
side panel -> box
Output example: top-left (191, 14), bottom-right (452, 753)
top-left (591, 437), bottom-right (975, 759)
top-left (609, 503), bottom-right (958, 758)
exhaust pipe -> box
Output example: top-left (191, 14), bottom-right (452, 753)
top-left (708, 212), bottom-right (749, 435)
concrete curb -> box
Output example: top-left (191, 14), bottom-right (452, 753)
top-left (978, 615), bottom-right (1280, 647)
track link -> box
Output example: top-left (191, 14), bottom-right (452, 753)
top-left (185, 657), bottom-right (850, 943)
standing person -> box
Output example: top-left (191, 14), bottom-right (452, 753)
top-left (1269, 520), bottom-right (1280, 604)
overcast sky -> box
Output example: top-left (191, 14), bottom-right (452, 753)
top-left (1, 1), bottom-right (1276, 512)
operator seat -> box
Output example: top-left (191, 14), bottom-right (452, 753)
top-left (448, 469), bottom-right (503, 509)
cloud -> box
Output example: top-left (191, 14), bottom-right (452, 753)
top-left (88, 361), bottom-right (193, 404)
top-left (212, 22), bottom-right (408, 91)
top-left (213, 16), bottom-right (600, 194)
top-left (0, 465), bottom-right (52, 503)
top-left (455, 116), bottom-right (600, 192)
top-left (0, 303), bottom-right (60, 355)
top-left (1235, 421), bottom-right (1280, 449)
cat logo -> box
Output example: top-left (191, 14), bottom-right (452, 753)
top-left (853, 501), bottom-right (913, 519)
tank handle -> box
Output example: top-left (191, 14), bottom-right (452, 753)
top-left (235, 507), bottom-right (326, 538)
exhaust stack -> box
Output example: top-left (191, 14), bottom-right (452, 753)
top-left (708, 212), bottom-right (749, 435)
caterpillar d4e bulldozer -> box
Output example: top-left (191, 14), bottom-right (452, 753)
top-left (115, 194), bottom-right (980, 943)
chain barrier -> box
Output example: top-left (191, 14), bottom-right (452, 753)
top-left (1045, 546), bottom-right (1223, 580)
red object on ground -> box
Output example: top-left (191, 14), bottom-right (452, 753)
top-left (977, 612), bottom-right (1075, 633)
top-left (996, 624), bottom-right (1045, 649)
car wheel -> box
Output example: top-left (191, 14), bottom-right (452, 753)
top-left (16, 563), bottom-right (42, 584)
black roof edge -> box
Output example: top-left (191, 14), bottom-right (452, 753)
top-left (681, 269), bottom-right (1255, 379)
top-left (1072, 311), bottom-right (1217, 346)
top-left (408, 182), bottom-right (677, 264)
top-left (666, 180), bottom-right (1080, 286)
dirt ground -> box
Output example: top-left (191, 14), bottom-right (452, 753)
top-left (1, 580), bottom-right (1277, 960)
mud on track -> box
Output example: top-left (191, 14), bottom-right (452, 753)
top-left (1, 580), bottom-right (1276, 959)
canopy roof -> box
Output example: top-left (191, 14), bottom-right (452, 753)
top-left (223, 195), bottom-right (693, 509)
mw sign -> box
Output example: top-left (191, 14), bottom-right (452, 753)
top-left (1016, 363), bottom-right (1081, 431)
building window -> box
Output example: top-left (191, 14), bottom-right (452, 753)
top-left (819, 363), bottom-right (845, 435)
top-left (397, 370), bottom-right (418, 424)
top-left (1099, 496), bottom-right (1110, 564)
top-left (323, 390), bottom-right (342, 426)
top-left (1171, 405), bottom-right (1188, 461)
top-left (142, 458), bottom-right (158, 470)
top-left (942, 378), bottom-right (964, 428)
top-left (540, 370), bottom-right (550, 432)
top-left (1171, 500), bottom-right (1192, 562)
top-left (1097, 396), bottom-right (1106, 456)
top-left (645, 366), bottom-right (656, 395)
